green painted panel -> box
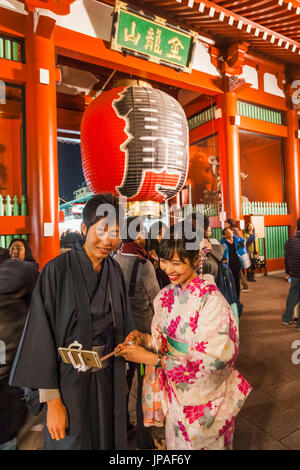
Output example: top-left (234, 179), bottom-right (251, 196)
top-left (0, 38), bottom-right (4, 59)
top-left (5, 40), bottom-right (11, 60)
top-left (188, 105), bottom-right (216, 131)
top-left (113, 7), bottom-right (194, 70)
top-left (0, 35), bottom-right (23, 63)
top-left (12, 41), bottom-right (19, 61)
top-left (238, 101), bottom-right (282, 125)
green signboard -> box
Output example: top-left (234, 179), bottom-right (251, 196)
top-left (111, 1), bottom-right (197, 73)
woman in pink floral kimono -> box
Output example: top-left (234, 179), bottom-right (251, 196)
top-left (116, 223), bottom-right (251, 450)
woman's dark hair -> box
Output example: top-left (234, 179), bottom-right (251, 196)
top-left (122, 216), bottom-right (145, 243)
top-left (156, 221), bottom-right (200, 266)
top-left (82, 193), bottom-right (124, 233)
top-left (8, 238), bottom-right (36, 263)
top-left (245, 223), bottom-right (255, 234)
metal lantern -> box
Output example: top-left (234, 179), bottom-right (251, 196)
top-left (80, 85), bottom-right (189, 202)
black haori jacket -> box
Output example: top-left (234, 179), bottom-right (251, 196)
top-left (9, 242), bottom-right (134, 450)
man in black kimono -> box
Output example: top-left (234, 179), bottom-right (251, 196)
top-left (10, 193), bottom-right (134, 450)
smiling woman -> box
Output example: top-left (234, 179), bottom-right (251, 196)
top-left (116, 221), bottom-right (252, 450)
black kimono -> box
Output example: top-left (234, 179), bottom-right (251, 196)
top-left (10, 241), bottom-right (134, 450)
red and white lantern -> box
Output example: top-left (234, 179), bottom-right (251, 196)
top-left (80, 85), bottom-right (189, 202)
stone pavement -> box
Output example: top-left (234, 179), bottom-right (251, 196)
top-left (17, 271), bottom-right (300, 450)
top-left (233, 272), bottom-right (300, 450)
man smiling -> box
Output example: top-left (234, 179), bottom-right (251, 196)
top-left (10, 193), bottom-right (134, 450)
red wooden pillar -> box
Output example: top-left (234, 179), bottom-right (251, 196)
top-left (284, 108), bottom-right (300, 233)
top-left (25, 13), bottom-right (60, 268)
top-left (218, 92), bottom-right (241, 221)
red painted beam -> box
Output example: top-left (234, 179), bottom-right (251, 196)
top-left (0, 216), bottom-right (31, 235)
top-left (53, 26), bottom-right (222, 95)
top-left (264, 215), bottom-right (292, 226)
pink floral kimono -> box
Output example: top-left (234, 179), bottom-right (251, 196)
top-left (142, 275), bottom-right (252, 450)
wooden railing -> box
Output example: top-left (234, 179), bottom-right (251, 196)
top-left (242, 201), bottom-right (288, 215)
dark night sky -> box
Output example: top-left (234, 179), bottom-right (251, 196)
top-left (57, 142), bottom-right (86, 201)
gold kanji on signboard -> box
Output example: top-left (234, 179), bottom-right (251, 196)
top-left (144, 27), bottom-right (163, 55)
top-left (124, 21), bottom-right (141, 45)
top-left (167, 36), bottom-right (184, 61)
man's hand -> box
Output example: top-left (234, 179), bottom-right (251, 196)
top-left (47, 398), bottom-right (68, 441)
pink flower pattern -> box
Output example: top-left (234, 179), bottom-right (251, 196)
top-left (237, 374), bottom-right (251, 397)
top-left (183, 403), bottom-right (212, 425)
top-left (178, 421), bottom-right (190, 443)
top-left (193, 341), bottom-right (208, 353)
top-left (167, 360), bottom-right (202, 385)
top-left (228, 317), bottom-right (238, 343)
top-left (167, 315), bottom-right (181, 337)
top-left (189, 311), bottom-right (199, 334)
top-left (188, 278), bottom-right (218, 297)
top-left (158, 368), bottom-right (173, 403)
top-left (161, 288), bottom-right (175, 313)
top-left (219, 417), bottom-right (235, 447)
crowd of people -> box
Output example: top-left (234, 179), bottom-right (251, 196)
top-left (0, 193), bottom-right (272, 451)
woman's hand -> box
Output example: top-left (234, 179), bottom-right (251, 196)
top-left (115, 344), bottom-right (158, 365)
top-left (123, 330), bottom-right (146, 347)
top-left (47, 398), bottom-right (68, 440)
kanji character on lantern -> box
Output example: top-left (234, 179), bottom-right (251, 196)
top-left (112, 86), bottom-right (188, 199)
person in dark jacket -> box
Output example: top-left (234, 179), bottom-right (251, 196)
top-left (114, 216), bottom-right (160, 449)
top-left (202, 215), bottom-right (225, 282)
top-left (9, 194), bottom-right (134, 450)
top-left (147, 221), bottom-right (170, 289)
top-left (0, 248), bottom-right (9, 264)
top-left (61, 229), bottom-right (82, 249)
top-left (282, 218), bottom-right (300, 329)
top-left (0, 259), bottom-right (39, 450)
top-left (221, 228), bottom-right (247, 300)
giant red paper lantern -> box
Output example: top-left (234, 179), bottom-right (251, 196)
top-left (80, 85), bottom-right (189, 202)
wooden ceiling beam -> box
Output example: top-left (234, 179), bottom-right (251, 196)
top-left (96, 0), bottom-right (300, 65)
top-left (232, 0), bottom-right (275, 14)
top-left (249, 12), bottom-right (299, 23)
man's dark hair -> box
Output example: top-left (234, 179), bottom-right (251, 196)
top-left (226, 218), bottom-right (235, 229)
top-left (122, 216), bottom-right (144, 243)
top-left (82, 193), bottom-right (124, 233)
top-left (156, 221), bottom-right (200, 266)
top-left (297, 218), bottom-right (300, 231)
top-left (8, 238), bottom-right (36, 263)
